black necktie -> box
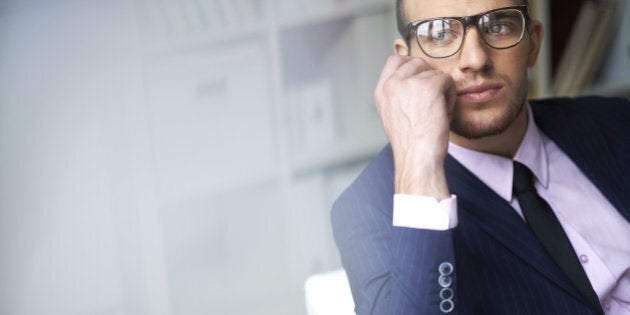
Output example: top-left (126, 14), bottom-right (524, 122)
top-left (512, 161), bottom-right (603, 314)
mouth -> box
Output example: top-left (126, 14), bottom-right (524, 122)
top-left (457, 82), bottom-right (503, 103)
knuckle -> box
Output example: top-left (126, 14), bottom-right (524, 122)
top-left (409, 57), bottom-right (428, 69)
top-left (406, 75), bottom-right (429, 89)
top-left (386, 55), bottom-right (400, 63)
top-left (407, 75), bottom-right (425, 84)
top-left (382, 77), bottom-right (399, 91)
top-left (374, 89), bottom-right (382, 103)
top-left (410, 57), bottom-right (425, 65)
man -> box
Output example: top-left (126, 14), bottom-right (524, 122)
top-left (331, 0), bottom-right (630, 314)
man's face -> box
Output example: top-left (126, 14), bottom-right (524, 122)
top-left (396, 0), bottom-right (543, 139)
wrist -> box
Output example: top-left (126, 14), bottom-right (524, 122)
top-left (394, 156), bottom-right (450, 199)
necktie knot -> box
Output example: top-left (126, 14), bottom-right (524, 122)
top-left (513, 161), bottom-right (536, 196)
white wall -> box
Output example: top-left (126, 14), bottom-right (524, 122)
top-left (0, 0), bottom-right (172, 314)
top-left (0, 0), bottom-right (394, 314)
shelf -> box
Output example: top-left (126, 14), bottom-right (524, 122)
top-left (141, 21), bottom-right (270, 55)
top-left (273, 0), bottom-right (393, 30)
top-left (134, 0), bottom-right (271, 54)
top-left (137, 0), bottom-right (394, 55)
top-left (290, 135), bottom-right (386, 177)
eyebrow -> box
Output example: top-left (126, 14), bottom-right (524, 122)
top-left (419, 5), bottom-right (526, 21)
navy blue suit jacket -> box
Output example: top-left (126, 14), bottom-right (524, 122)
top-left (331, 96), bottom-right (630, 314)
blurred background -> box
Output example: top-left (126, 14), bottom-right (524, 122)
top-left (0, 0), bottom-right (393, 314)
top-left (0, 0), bottom-right (628, 314)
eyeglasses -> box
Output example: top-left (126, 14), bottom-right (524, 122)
top-left (404, 5), bottom-right (531, 58)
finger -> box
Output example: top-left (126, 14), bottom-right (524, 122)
top-left (427, 71), bottom-right (456, 93)
top-left (375, 56), bottom-right (431, 105)
top-left (419, 70), bottom-right (455, 90)
top-left (375, 55), bottom-right (413, 104)
top-left (428, 72), bottom-right (456, 117)
top-left (376, 55), bottom-right (413, 87)
top-left (444, 78), bottom-right (457, 116)
top-left (391, 57), bottom-right (433, 80)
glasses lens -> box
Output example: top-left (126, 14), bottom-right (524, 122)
top-left (478, 9), bottom-right (525, 49)
top-left (417, 19), bottom-right (463, 58)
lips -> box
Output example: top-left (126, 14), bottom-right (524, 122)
top-left (457, 82), bottom-right (503, 103)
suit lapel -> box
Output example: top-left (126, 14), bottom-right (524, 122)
top-left (444, 155), bottom-right (586, 303)
top-left (531, 99), bottom-right (630, 222)
top-left (442, 97), bottom-right (629, 308)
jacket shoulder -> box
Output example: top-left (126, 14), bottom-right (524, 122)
top-left (530, 95), bottom-right (630, 118)
top-left (530, 95), bottom-right (630, 134)
top-left (332, 145), bottom-right (395, 218)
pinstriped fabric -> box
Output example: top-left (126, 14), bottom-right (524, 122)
top-left (331, 96), bottom-right (630, 314)
top-left (453, 211), bottom-right (598, 315)
top-left (531, 96), bottom-right (630, 218)
top-left (331, 147), bottom-right (455, 314)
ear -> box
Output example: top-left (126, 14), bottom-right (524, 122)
top-left (526, 20), bottom-right (544, 67)
top-left (394, 38), bottom-right (409, 56)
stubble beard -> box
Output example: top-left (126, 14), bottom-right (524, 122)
top-left (449, 80), bottom-right (529, 140)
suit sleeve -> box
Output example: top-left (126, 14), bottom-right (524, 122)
top-left (331, 182), bottom-right (458, 314)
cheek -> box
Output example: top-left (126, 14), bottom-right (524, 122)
top-left (424, 59), bottom-right (455, 76)
top-left (496, 51), bottom-right (530, 85)
top-left (512, 46), bottom-right (533, 73)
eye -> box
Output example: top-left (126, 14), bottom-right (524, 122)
top-left (487, 23), bottom-right (511, 34)
top-left (424, 20), bottom-right (459, 45)
top-left (431, 30), bottom-right (455, 42)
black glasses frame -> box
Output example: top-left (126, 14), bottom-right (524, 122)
top-left (404, 5), bottom-right (531, 58)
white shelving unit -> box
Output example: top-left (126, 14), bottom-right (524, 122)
top-left (134, 1), bottom-right (396, 314)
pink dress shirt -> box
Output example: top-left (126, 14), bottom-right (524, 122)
top-left (392, 104), bottom-right (630, 314)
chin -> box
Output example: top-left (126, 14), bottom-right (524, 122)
top-left (450, 101), bottom-right (524, 139)
top-left (450, 119), bottom-right (510, 139)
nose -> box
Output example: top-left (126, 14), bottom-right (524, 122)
top-left (458, 27), bottom-right (492, 73)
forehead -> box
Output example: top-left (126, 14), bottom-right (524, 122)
top-left (405, 0), bottom-right (521, 20)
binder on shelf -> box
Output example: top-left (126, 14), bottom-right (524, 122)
top-left (568, 0), bottom-right (618, 92)
top-left (135, 0), bottom-right (170, 42)
top-left (217, 0), bottom-right (240, 27)
top-left (160, 0), bottom-right (191, 36)
top-left (273, 0), bottom-right (302, 19)
top-left (595, 0), bottom-right (630, 94)
top-left (286, 80), bottom-right (337, 159)
top-left (552, 1), bottom-right (598, 95)
top-left (234, 0), bottom-right (257, 22)
top-left (198, 0), bottom-right (226, 29)
top-left (552, 0), bottom-right (619, 96)
top-left (181, 0), bottom-right (205, 33)
top-left (526, 0), bottom-right (552, 98)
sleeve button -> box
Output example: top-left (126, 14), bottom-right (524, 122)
top-left (440, 287), bottom-right (454, 300)
top-left (439, 262), bottom-right (454, 276)
top-left (440, 299), bottom-right (455, 313)
top-left (439, 275), bottom-right (453, 288)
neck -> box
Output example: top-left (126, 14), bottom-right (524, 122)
top-left (449, 105), bottom-right (528, 158)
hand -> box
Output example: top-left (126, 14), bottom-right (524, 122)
top-left (374, 55), bottom-right (456, 199)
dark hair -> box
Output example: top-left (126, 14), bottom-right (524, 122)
top-left (396, 0), bottom-right (530, 37)
top-left (395, 0), bottom-right (406, 37)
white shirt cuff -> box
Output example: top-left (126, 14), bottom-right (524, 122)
top-left (392, 194), bottom-right (458, 230)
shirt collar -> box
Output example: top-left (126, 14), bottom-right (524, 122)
top-left (448, 103), bottom-right (549, 202)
